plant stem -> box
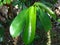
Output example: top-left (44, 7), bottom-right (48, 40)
top-left (47, 30), bottom-right (51, 45)
top-left (13, 37), bottom-right (18, 45)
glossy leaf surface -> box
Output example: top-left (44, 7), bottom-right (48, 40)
top-left (10, 9), bottom-right (27, 38)
top-left (23, 6), bottom-right (36, 44)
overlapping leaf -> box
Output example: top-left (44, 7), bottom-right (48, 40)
top-left (34, 2), bottom-right (56, 20)
top-left (39, 7), bottom-right (52, 32)
top-left (10, 9), bottom-right (27, 38)
top-left (9, 2), bottom-right (56, 44)
top-left (23, 6), bottom-right (36, 44)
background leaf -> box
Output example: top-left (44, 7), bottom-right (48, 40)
top-left (0, 24), bottom-right (4, 42)
top-left (6, 0), bottom-right (11, 4)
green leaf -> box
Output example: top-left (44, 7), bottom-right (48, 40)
top-left (3, 0), bottom-right (6, 4)
top-left (6, 0), bottom-right (11, 4)
top-left (41, 1), bottom-right (53, 7)
top-left (23, 6), bottom-right (36, 44)
top-left (39, 7), bottom-right (52, 32)
top-left (0, 2), bottom-right (3, 6)
top-left (10, 9), bottom-right (27, 38)
top-left (3, 0), bottom-right (11, 4)
top-left (0, 25), bottom-right (4, 37)
top-left (0, 24), bottom-right (4, 42)
top-left (20, 0), bottom-right (26, 3)
top-left (57, 19), bottom-right (60, 22)
top-left (34, 2), bottom-right (56, 20)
